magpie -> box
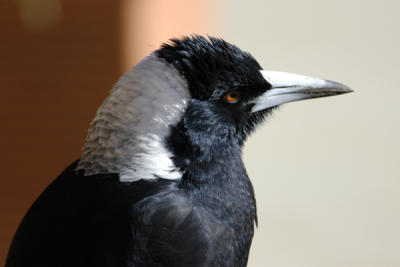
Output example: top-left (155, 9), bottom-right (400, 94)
top-left (5, 35), bottom-right (352, 267)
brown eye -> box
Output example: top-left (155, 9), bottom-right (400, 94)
top-left (225, 91), bottom-right (241, 103)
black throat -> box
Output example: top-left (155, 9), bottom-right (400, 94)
top-left (166, 100), bottom-right (244, 184)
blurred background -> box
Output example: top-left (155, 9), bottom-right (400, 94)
top-left (1, 0), bottom-right (399, 266)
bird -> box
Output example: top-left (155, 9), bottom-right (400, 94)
top-left (5, 35), bottom-right (352, 267)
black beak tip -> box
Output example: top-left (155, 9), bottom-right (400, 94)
top-left (326, 80), bottom-right (354, 95)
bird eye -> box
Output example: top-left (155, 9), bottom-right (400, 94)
top-left (225, 91), bottom-right (241, 103)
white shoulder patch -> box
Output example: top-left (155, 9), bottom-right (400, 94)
top-left (76, 54), bottom-right (190, 182)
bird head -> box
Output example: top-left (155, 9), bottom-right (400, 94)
top-left (77, 35), bottom-right (352, 182)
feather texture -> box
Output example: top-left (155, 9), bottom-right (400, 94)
top-left (77, 54), bottom-right (190, 181)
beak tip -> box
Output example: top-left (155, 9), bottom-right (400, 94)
top-left (340, 86), bottom-right (354, 95)
top-left (325, 80), bottom-right (353, 95)
top-left (339, 87), bottom-right (353, 95)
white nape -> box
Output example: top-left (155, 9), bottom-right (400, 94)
top-left (76, 54), bottom-right (190, 182)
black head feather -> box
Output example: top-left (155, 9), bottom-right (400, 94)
top-left (157, 35), bottom-right (270, 102)
top-left (159, 36), bottom-right (272, 174)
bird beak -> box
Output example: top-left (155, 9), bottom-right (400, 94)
top-left (251, 70), bottom-right (353, 113)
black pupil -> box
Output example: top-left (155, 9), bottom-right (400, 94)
top-left (230, 92), bottom-right (239, 99)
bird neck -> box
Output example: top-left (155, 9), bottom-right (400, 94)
top-left (182, 148), bottom-right (245, 187)
top-left (76, 54), bottom-right (191, 182)
top-left (177, 135), bottom-right (257, 232)
top-left (167, 108), bottom-right (246, 187)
